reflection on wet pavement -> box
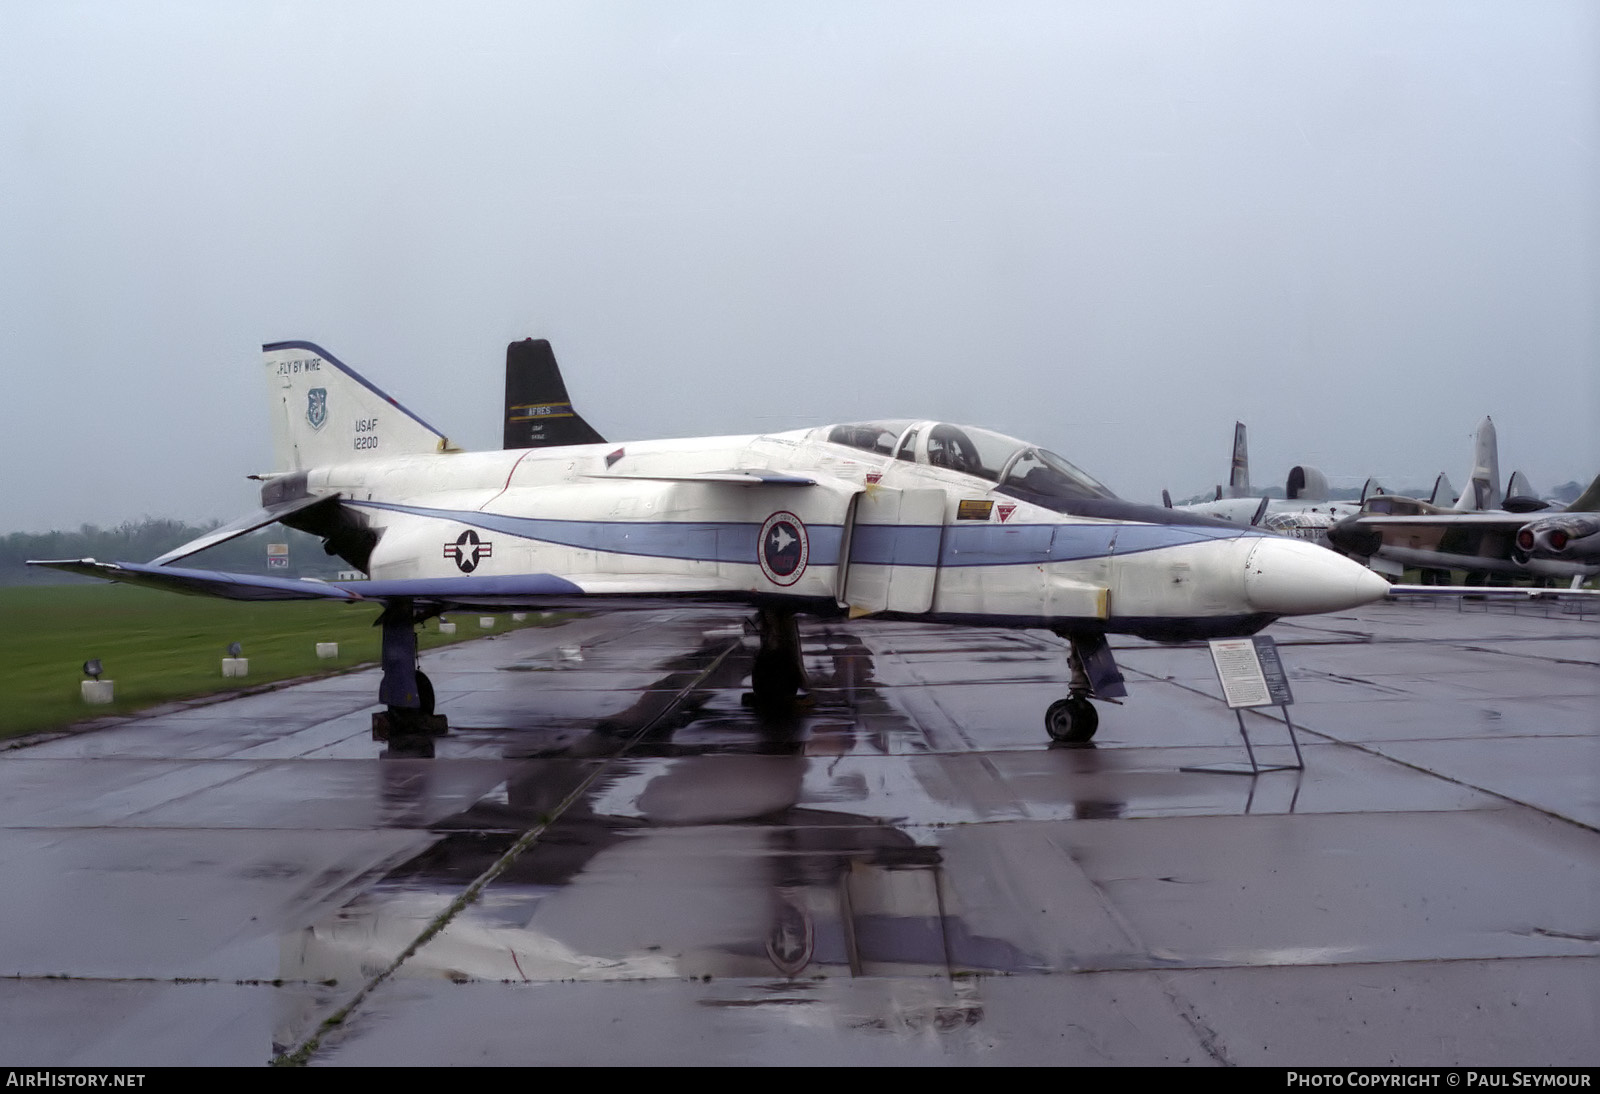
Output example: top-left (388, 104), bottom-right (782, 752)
top-left (0, 602), bottom-right (1596, 1065)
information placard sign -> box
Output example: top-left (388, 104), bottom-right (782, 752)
top-left (1209, 635), bottom-right (1294, 709)
top-left (1210, 639), bottom-right (1269, 708)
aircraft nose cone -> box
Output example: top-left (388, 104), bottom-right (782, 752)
top-left (1243, 536), bottom-right (1391, 615)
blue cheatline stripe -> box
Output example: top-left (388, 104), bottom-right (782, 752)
top-left (349, 501), bottom-right (846, 564)
top-left (351, 501), bottom-right (1259, 569)
top-left (849, 524), bottom-right (944, 566)
top-left (852, 521), bottom-right (1259, 567)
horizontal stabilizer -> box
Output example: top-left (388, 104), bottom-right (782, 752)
top-left (148, 495), bottom-right (332, 567)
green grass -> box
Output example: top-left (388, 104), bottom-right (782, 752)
top-left (0, 584), bottom-right (557, 739)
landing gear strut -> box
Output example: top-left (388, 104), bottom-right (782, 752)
top-left (746, 607), bottom-right (807, 709)
top-left (371, 600), bottom-right (448, 757)
top-left (1044, 631), bottom-right (1126, 744)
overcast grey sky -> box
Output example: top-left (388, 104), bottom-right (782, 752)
top-left (2, 1), bottom-right (1595, 532)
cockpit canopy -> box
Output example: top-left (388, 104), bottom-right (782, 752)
top-left (822, 420), bottom-right (1117, 506)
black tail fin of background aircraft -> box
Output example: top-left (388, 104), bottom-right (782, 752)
top-left (502, 338), bottom-right (607, 449)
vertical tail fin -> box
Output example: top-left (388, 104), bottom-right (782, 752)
top-left (1505, 470), bottom-right (1541, 506)
top-left (1223, 421), bottom-right (1251, 498)
top-left (502, 339), bottom-right (606, 449)
top-left (1453, 416), bottom-right (1501, 511)
top-left (1428, 472), bottom-right (1456, 507)
top-left (263, 342), bottom-right (454, 471)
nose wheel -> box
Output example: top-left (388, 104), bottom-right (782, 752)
top-left (1045, 694), bottom-right (1099, 743)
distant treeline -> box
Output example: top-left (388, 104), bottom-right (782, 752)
top-left (1, 519), bottom-right (346, 586)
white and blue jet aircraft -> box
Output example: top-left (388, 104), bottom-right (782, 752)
top-left (32, 339), bottom-right (1391, 752)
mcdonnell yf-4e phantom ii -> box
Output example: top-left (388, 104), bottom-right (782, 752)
top-left (32, 339), bottom-right (1391, 752)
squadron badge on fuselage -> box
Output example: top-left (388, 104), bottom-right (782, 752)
top-left (758, 511), bottom-right (809, 586)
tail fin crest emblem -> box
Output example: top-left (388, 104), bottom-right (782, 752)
top-left (306, 388), bottom-right (328, 431)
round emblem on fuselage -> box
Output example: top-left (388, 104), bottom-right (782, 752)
top-left (758, 511), bottom-right (809, 586)
top-left (443, 529), bottom-right (493, 573)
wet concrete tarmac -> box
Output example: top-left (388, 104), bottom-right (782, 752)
top-left (1, 598), bottom-right (1595, 1065)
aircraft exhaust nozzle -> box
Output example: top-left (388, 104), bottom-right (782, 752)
top-left (1519, 516), bottom-right (1598, 560)
top-left (1242, 537), bottom-right (1391, 615)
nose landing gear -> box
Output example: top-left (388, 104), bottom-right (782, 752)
top-left (1045, 695), bottom-right (1098, 743)
top-left (1044, 631), bottom-right (1126, 744)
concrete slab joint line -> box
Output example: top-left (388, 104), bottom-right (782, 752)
top-left (271, 637), bottom-right (743, 1067)
top-left (1043, 831), bottom-right (1235, 1065)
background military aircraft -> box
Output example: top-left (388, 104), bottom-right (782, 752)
top-left (32, 340), bottom-right (1390, 752)
top-left (1166, 421), bottom-right (1366, 547)
top-left (1328, 418), bottom-right (1597, 584)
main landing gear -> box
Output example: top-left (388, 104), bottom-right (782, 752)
top-left (371, 600), bottom-right (448, 758)
top-left (1044, 631), bottom-right (1127, 744)
top-left (745, 607), bottom-right (808, 710)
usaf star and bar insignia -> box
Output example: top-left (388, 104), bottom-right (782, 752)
top-left (444, 529), bottom-right (494, 573)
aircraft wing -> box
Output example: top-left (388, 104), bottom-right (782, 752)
top-left (1329, 510), bottom-right (1530, 559)
top-left (344, 572), bottom-right (753, 609)
top-left (1329, 508), bottom-right (1600, 581)
top-left (1343, 512), bottom-right (1532, 529)
top-left (24, 560), bottom-right (759, 612)
top-left (28, 559), bottom-right (364, 601)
